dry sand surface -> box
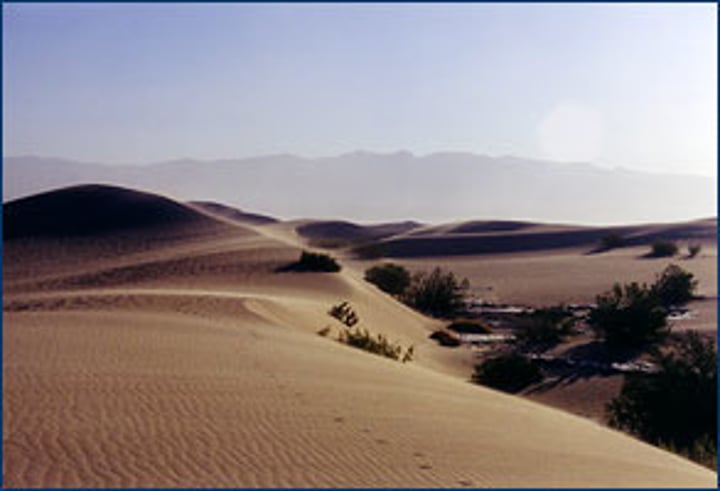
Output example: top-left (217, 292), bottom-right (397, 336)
top-left (3, 186), bottom-right (717, 487)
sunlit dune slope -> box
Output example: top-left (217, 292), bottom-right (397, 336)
top-left (3, 185), bottom-right (716, 487)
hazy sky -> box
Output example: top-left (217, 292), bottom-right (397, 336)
top-left (3, 3), bottom-right (717, 176)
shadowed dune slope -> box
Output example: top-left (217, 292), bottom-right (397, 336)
top-left (188, 201), bottom-right (279, 226)
top-left (3, 184), bottom-right (225, 240)
top-left (3, 186), bottom-right (717, 487)
top-left (296, 220), bottom-right (422, 245)
top-left (366, 218), bottom-right (717, 258)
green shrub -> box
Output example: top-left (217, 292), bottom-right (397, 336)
top-left (589, 282), bottom-right (668, 348)
top-left (364, 263), bottom-right (411, 296)
top-left (316, 326), bottom-right (332, 337)
top-left (402, 267), bottom-right (470, 318)
top-left (278, 250), bottom-right (341, 272)
top-left (649, 240), bottom-right (678, 258)
top-left (607, 331), bottom-right (717, 468)
top-left (651, 264), bottom-right (697, 308)
top-left (338, 327), bottom-right (414, 362)
top-left (473, 354), bottom-right (543, 393)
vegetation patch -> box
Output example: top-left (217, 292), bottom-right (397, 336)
top-left (446, 319), bottom-right (492, 335)
top-left (647, 240), bottom-right (678, 258)
top-left (473, 354), bottom-right (544, 393)
top-left (607, 331), bottom-right (717, 469)
top-left (687, 243), bottom-right (702, 258)
top-left (364, 263), bottom-right (411, 296)
top-left (402, 267), bottom-right (470, 318)
top-left (338, 327), bottom-right (414, 362)
top-left (516, 313), bottom-right (574, 354)
top-left (596, 233), bottom-right (627, 252)
top-left (651, 264), bottom-right (697, 308)
top-left (429, 330), bottom-right (461, 347)
top-left (328, 301), bottom-right (359, 327)
top-left (277, 250), bottom-right (342, 273)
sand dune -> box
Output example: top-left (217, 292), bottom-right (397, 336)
top-left (357, 218), bottom-right (717, 258)
top-left (3, 186), bottom-right (716, 487)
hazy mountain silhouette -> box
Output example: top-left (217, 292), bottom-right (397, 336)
top-left (4, 152), bottom-right (715, 225)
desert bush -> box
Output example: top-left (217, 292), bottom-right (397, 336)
top-left (589, 282), bottom-right (668, 348)
top-left (402, 267), bottom-right (470, 318)
top-left (328, 301), bottom-right (359, 327)
top-left (688, 243), bottom-right (702, 258)
top-left (338, 327), bottom-right (414, 362)
top-left (651, 264), bottom-right (697, 308)
top-left (278, 250), bottom-right (341, 272)
top-left (316, 326), bottom-right (332, 337)
top-left (473, 354), bottom-right (543, 393)
top-left (598, 233), bottom-right (626, 251)
top-left (515, 308), bottom-right (574, 353)
top-left (364, 263), bottom-right (411, 296)
top-left (649, 240), bottom-right (678, 258)
top-left (607, 331), bottom-right (717, 468)
top-left (429, 330), bottom-right (461, 347)
top-left (446, 319), bottom-right (492, 334)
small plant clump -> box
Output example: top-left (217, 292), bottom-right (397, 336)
top-left (688, 243), bottom-right (702, 259)
top-left (278, 250), bottom-right (342, 272)
top-left (473, 354), bottom-right (544, 393)
top-left (651, 264), bottom-right (697, 308)
top-left (316, 326), bottom-right (332, 337)
top-left (364, 263), bottom-right (411, 296)
top-left (402, 267), bottom-right (470, 318)
top-left (446, 319), bottom-right (492, 334)
top-left (429, 330), bottom-right (461, 347)
top-left (338, 327), bottom-right (414, 362)
top-left (649, 240), bottom-right (678, 258)
top-left (598, 233), bottom-right (626, 251)
top-left (328, 301), bottom-right (359, 327)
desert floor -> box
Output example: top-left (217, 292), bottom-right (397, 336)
top-left (3, 196), bottom-right (717, 487)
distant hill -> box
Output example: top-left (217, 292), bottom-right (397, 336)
top-left (3, 152), bottom-right (717, 225)
top-left (3, 184), bottom-right (223, 240)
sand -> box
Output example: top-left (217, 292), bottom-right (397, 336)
top-left (3, 186), bottom-right (717, 487)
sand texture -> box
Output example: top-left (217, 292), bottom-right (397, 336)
top-left (3, 185), bottom-right (717, 487)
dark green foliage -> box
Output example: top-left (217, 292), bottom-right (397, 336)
top-left (473, 354), bottom-right (544, 393)
top-left (338, 327), bottom-right (414, 362)
top-left (589, 282), bottom-right (668, 347)
top-left (364, 263), bottom-right (411, 296)
top-left (599, 234), bottom-right (626, 251)
top-left (688, 243), bottom-right (702, 258)
top-left (515, 307), bottom-right (575, 353)
top-left (607, 331), bottom-right (717, 468)
top-left (446, 319), bottom-right (492, 334)
top-left (328, 301), bottom-right (359, 327)
top-left (649, 240), bottom-right (678, 258)
top-left (402, 267), bottom-right (470, 318)
top-left (429, 330), bottom-right (461, 347)
top-left (651, 264), bottom-right (697, 308)
top-left (279, 250), bottom-right (341, 272)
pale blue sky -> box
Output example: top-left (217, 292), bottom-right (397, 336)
top-left (3, 3), bottom-right (717, 176)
